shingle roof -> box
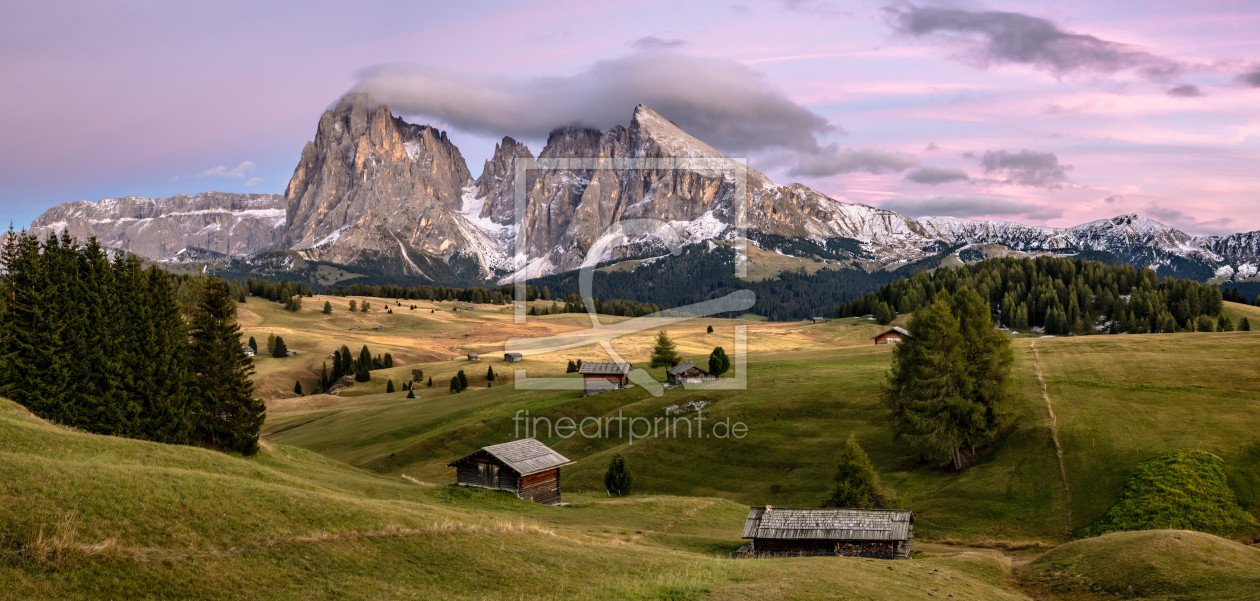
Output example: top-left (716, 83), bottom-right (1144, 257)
top-left (447, 438), bottom-right (572, 476)
top-left (742, 507), bottom-right (913, 541)
top-left (578, 362), bottom-right (631, 375)
top-left (873, 327), bottom-right (910, 339)
top-left (668, 361), bottom-right (707, 375)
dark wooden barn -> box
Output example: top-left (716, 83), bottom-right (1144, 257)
top-left (504, 352), bottom-right (523, 362)
top-left (447, 438), bottom-right (572, 505)
top-left (873, 327), bottom-right (910, 345)
top-left (667, 361), bottom-right (715, 384)
top-left (740, 507), bottom-right (914, 559)
top-left (578, 362), bottom-right (631, 396)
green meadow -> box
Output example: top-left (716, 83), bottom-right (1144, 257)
top-left (3, 297), bottom-right (1260, 599)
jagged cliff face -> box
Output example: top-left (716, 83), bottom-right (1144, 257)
top-left (27, 192), bottom-right (284, 261)
top-left (24, 96), bottom-right (1260, 284)
top-left (281, 93), bottom-right (483, 276)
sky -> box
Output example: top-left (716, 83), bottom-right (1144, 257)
top-left (2, 0), bottom-right (1259, 236)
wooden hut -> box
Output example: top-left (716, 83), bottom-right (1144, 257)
top-left (447, 438), bottom-right (572, 505)
top-left (372, 325), bottom-right (384, 331)
top-left (667, 361), bottom-right (715, 384)
top-left (810, 317), bottom-right (830, 324)
top-left (504, 352), bottom-right (523, 362)
top-left (578, 362), bottom-right (631, 396)
top-left (740, 507), bottom-right (913, 559)
top-left (467, 352), bottom-right (480, 361)
top-left (872, 327), bottom-right (910, 345)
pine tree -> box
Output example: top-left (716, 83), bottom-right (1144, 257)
top-left (604, 453), bottom-right (633, 496)
top-left (383, 353), bottom-right (393, 368)
top-left (323, 301), bottom-right (332, 314)
top-left (883, 289), bottom-right (1014, 471)
top-left (450, 376), bottom-right (461, 393)
top-left (1220, 314), bottom-right (1235, 332)
top-left (189, 278), bottom-right (263, 455)
top-left (486, 365), bottom-right (495, 381)
top-left (821, 435), bottom-right (894, 509)
top-left (708, 347), bottom-right (731, 377)
top-left (294, 380), bottom-right (303, 395)
top-left (386, 379), bottom-right (395, 393)
top-left (412, 368), bottom-right (423, 382)
top-left (134, 266), bottom-right (194, 443)
top-left (457, 370), bottom-right (468, 390)
top-left (707, 325), bottom-right (714, 333)
top-left (320, 362), bottom-right (330, 389)
top-left (566, 360), bottom-right (577, 373)
top-left (650, 331), bottom-right (680, 368)
top-left (272, 336), bottom-right (288, 358)
top-left (407, 389), bottom-right (415, 399)
top-left (248, 336), bottom-right (258, 353)
top-left (427, 376), bottom-right (433, 387)
top-left (1242, 317), bottom-right (1252, 331)
top-left (266, 333), bottom-right (276, 355)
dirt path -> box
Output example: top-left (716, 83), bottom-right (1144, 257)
top-left (1031, 340), bottom-right (1072, 533)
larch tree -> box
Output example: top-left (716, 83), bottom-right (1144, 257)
top-left (649, 331), bottom-right (680, 368)
top-left (821, 435), bottom-right (895, 509)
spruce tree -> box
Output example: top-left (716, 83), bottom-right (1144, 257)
top-left (821, 435), bottom-right (894, 509)
top-left (323, 301), bottom-right (332, 314)
top-left (294, 380), bottom-right (303, 395)
top-left (1220, 314), bottom-right (1235, 332)
top-left (708, 347), bottom-right (731, 377)
top-left (386, 379), bottom-right (395, 393)
top-left (486, 365), bottom-right (495, 381)
top-left (457, 369), bottom-right (468, 390)
top-left (450, 376), bottom-right (460, 393)
top-left (883, 289), bottom-right (1014, 471)
top-left (427, 376), bottom-right (433, 387)
top-left (604, 453), bottom-right (633, 496)
top-left (359, 345), bottom-right (372, 373)
top-left (384, 352), bottom-right (393, 368)
top-left (272, 336), bottom-right (288, 358)
top-left (248, 336), bottom-right (258, 353)
top-left (1242, 317), bottom-right (1252, 331)
top-left (650, 331), bottom-right (680, 368)
top-left (407, 389), bottom-right (415, 399)
top-left (189, 278), bottom-right (262, 455)
top-left (134, 266), bottom-right (194, 443)
top-left (707, 325), bottom-right (714, 333)
top-left (566, 359), bottom-right (577, 373)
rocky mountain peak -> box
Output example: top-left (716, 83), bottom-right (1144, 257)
top-left (630, 104), bottom-right (724, 160)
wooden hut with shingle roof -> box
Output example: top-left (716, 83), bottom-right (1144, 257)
top-left (578, 362), bottom-right (631, 396)
top-left (446, 438), bottom-right (572, 505)
top-left (873, 327), bottom-right (910, 345)
top-left (740, 507), bottom-right (914, 559)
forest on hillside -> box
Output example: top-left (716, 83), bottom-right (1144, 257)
top-left (840, 256), bottom-right (1247, 334)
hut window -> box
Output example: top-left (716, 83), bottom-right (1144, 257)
top-left (478, 463), bottom-right (500, 488)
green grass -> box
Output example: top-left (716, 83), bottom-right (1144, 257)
top-left (1022, 530), bottom-right (1260, 600)
top-left (0, 398), bottom-right (1038, 600)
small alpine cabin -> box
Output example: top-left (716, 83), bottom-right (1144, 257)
top-left (467, 352), bottom-right (480, 361)
top-left (504, 352), bottom-right (523, 362)
top-left (740, 507), bottom-right (914, 559)
top-left (579, 362), bottom-right (631, 396)
top-left (810, 317), bottom-right (829, 324)
top-left (873, 327), bottom-right (910, 345)
top-left (447, 438), bottom-right (572, 505)
top-left (667, 361), bottom-right (715, 385)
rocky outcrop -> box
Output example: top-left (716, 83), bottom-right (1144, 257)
top-left (281, 93), bottom-right (477, 275)
top-left (27, 192), bottom-right (284, 261)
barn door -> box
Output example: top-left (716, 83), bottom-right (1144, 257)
top-left (478, 463), bottom-right (499, 488)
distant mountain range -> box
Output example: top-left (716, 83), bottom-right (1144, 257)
top-left (26, 93), bottom-right (1260, 287)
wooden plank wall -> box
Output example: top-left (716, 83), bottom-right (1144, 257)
top-left (519, 469), bottom-right (561, 505)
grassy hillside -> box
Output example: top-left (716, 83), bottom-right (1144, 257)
top-left (0, 397), bottom-right (1039, 600)
top-left (262, 300), bottom-right (1260, 546)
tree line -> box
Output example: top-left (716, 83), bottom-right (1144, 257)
top-left (0, 230), bottom-right (263, 454)
top-left (838, 256), bottom-right (1233, 334)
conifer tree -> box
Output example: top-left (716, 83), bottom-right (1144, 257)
top-left (457, 369), bottom-right (468, 390)
top-left (189, 278), bottom-right (263, 455)
top-left (650, 331), bottom-right (680, 368)
top-left (361, 301), bottom-right (370, 313)
top-left (267, 333), bottom-right (276, 355)
top-left (486, 365), bottom-right (495, 381)
top-left (359, 345), bottom-right (372, 372)
top-left (708, 346), bottom-right (731, 377)
top-left (294, 380), bottom-right (303, 395)
top-left (323, 301), bottom-right (332, 314)
top-left (386, 379), bottom-right (395, 393)
top-left (349, 299), bottom-right (357, 312)
top-left (272, 336), bottom-right (288, 358)
top-left (450, 376), bottom-right (461, 393)
top-left (407, 388), bottom-right (415, 399)
top-left (383, 353), bottom-right (393, 368)
top-left (707, 325), bottom-right (714, 333)
top-left (427, 376), bottom-right (433, 387)
top-left (604, 453), bottom-right (633, 496)
top-left (134, 266), bottom-right (194, 443)
top-left (1220, 314), bottom-right (1235, 332)
top-left (320, 362), bottom-right (330, 389)
top-left (248, 336), bottom-right (258, 353)
top-left (883, 289), bottom-right (1014, 471)
top-left (412, 368), bottom-right (423, 382)
top-left (566, 360), bottom-right (577, 373)
top-left (1242, 317), bottom-right (1252, 331)
top-left (821, 435), bottom-right (894, 509)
